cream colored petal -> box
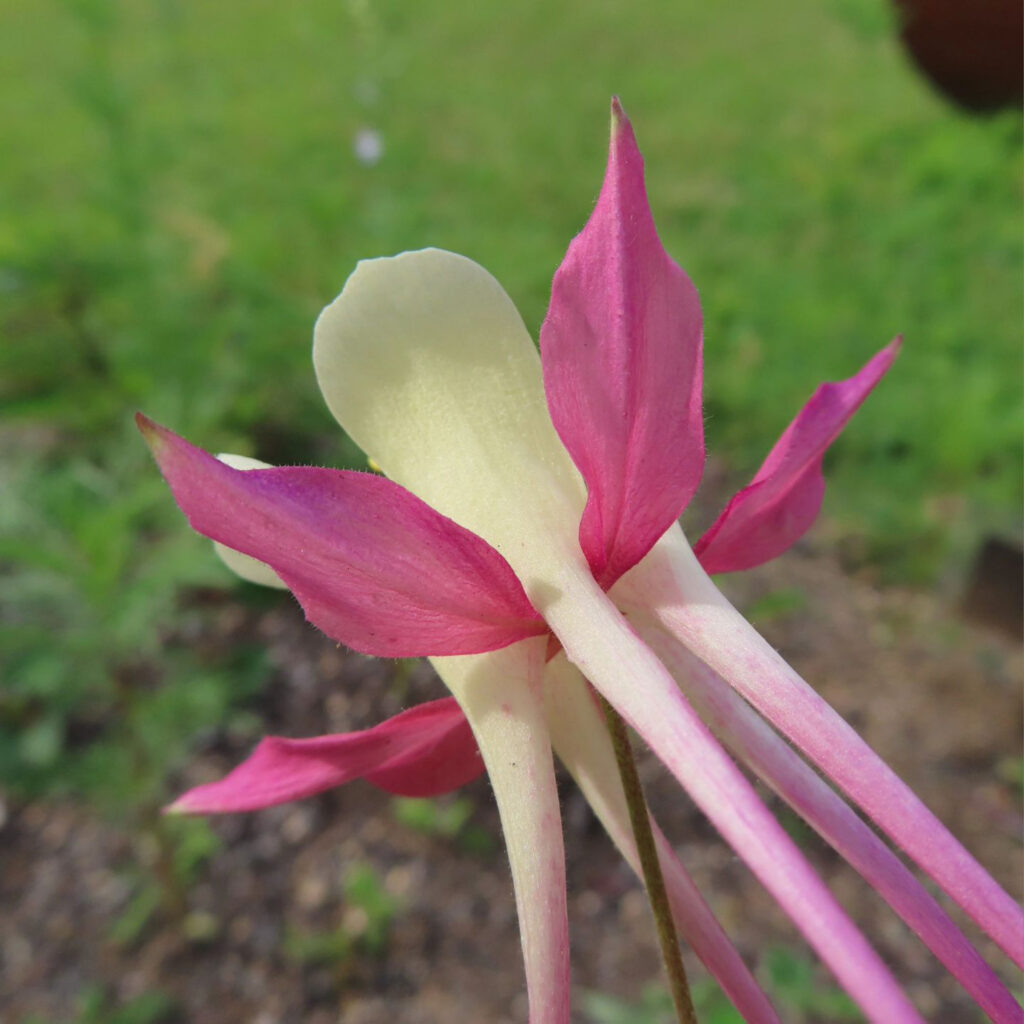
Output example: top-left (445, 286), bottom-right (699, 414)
top-left (211, 453), bottom-right (288, 589)
top-left (313, 249), bottom-right (588, 597)
top-left (433, 641), bottom-right (571, 1024)
top-left (215, 453), bottom-right (275, 472)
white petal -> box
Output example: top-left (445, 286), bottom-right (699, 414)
top-left (215, 453), bottom-right (275, 472)
top-left (433, 641), bottom-right (571, 1024)
top-left (313, 249), bottom-right (587, 595)
top-left (211, 453), bottom-right (288, 589)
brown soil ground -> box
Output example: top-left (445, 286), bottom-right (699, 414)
top-left (1, 530), bottom-right (1021, 1024)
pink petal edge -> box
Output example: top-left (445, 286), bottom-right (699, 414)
top-left (695, 339), bottom-right (901, 574)
top-left (168, 698), bottom-right (484, 814)
top-left (137, 414), bottom-right (546, 658)
top-left (541, 97), bottom-right (705, 591)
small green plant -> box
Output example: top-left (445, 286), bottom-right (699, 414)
top-left (343, 861), bottom-right (399, 956)
top-left (25, 984), bottom-right (179, 1024)
top-left (82, 988), bottom-right (176, 1024)
top-left (689, 979), bottom-right (746, 1024)
top-left (391, 794), bottom-right (496, 854)
top-left (776, 805), bottom-right (818, 849)
top-left (745, 588), bottom-right (808, 626)
top-left (996, 756), bottom-right (1024, 797)
top-left (283, 924), bottom-right (353, 967)
top-left (110, 816), bottom-right (222, 948)
top-left (284, 862), bottom-right (400, 970)
top-left (762, 945), bottom-right (862, 1021)
top-left (583, 984), bottom-right (679, 1024)
top-left (585, 945), bottom-right (864, 1024)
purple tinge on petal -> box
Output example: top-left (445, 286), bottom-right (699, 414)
top-left (695, 339), bottom-right (901, 575)
top-left (540, 98), bottom-right (705, 591)
top-left (137, 415), bottom-right (546, 657)
top-left (169, 698), bottom-right (484, 814)
top-left (661, 639), bottom-right (1021, 1022)
top-left (660, 594), bottom-right (1024, 972)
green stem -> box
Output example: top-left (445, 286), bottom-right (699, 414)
top-left (599, 693), bottom-right (698, 1024)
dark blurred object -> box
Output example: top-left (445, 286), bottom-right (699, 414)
top-left (960, 536), bottom-right (1024, 639)
top-left (894, 0), bottom-right (1023, 112)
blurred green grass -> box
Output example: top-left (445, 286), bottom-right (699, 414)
top-left (0, 0), bottom-right (1020, 807)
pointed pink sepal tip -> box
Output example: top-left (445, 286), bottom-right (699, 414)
top-left (695, 337), bottom-right (901, 575)
top-left (541, 95), bottom-right (705, 591)
top-left (163, 698), bottom-right (484, 815)
top-left (136, 411), bottom-right (165, 449)
top-left (610, 95), bottom-right (626, 132)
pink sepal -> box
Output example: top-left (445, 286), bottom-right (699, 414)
top-left (169, 698), bottom-right (483, 813)
top-left (541, 98), bottom-right (705, 590)
top-left (695, 339), bottom-right (901, 574)
top-left (137, 415), bottom-right (545, 657)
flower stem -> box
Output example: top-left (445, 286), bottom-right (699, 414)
top-left (599, 693), bottom-right (698, 1024)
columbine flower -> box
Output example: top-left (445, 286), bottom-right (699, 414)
top-left (140, 100), bottom-right (1022, 1024)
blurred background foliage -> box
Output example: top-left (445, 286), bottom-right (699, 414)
top-left (0, 0), bottom-right (1019, 901)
